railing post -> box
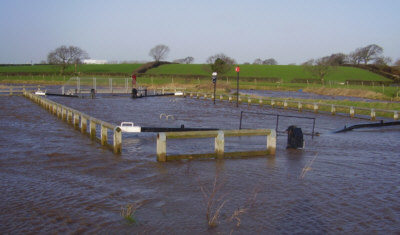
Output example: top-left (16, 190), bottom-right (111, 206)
top-left (370, 109), bottom-right (376, 121)
top-left (157, 133), bottom-right (167, 162)
top-left (313, 103), bottom-right (319, 113)
top-left (90, 120), bottom-right (96, 139)
top-left (73, 113), bottom-right (80, 129)
top-left (62, 108), bottom-right (67, 121)
top-left (101, 125), bottom-right (108, 146)
top-left (113, 127), bottom-right (122, 154)
top-left (267, 130), bottom-right (276, 155)
top-left (350, 107), bottom-right (355, 118)
top-left (331, 105), bottom-right (336, 115)
top-left (67, 110), bottom-right (72, 123)
top-left (215, 131), bottom-right (225, 159)
top-left (81, 116), bottom-right (87, 133)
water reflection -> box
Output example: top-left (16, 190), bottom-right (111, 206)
top-left (1, 95), bottom-right (399, 234)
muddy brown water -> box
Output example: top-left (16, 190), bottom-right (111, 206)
top-left (1, 95), bottom-right (400, 234)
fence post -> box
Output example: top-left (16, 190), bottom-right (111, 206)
top-left (394, 111), bottom-right (399, 120)
top-left (157, 133), bottom-right (167, 162)
top-left (215, 131), bottom-right (224, 159)
top-left (62, 108), bottom-right (67, 121)
top-left (101, 125), bottom-right (108, 146)
top-left (90, 120), bottom-right (96, 139)
top-left (298, 102), bottom-right (302, 112)
top-left (350, 107), bottom-right (355, 118)
top-left (267, 130), bottom-right (276, 155)
top-left (370, 109), bottom-right (376, 121)
top-left (284, 100), bottom-right (288, 109)
top-left (113, 127), bottom-right (122, 154)
top-left (81, 116), bottom-right (87, 133)
top-left (67, 110), bottom-right (72, 123)
top-left (271, 100), bottom-right (275, 107)
top-left (73, 113), bottom-right (80, 129)
top-left (248, 98), bottom-right (252, 106)
top-left (229, 96), bottom-right (232, 102)
top-left (331, 105), bottom-right (336, 115)
top-left (313, 103), bottom-right (319, 113)
top-left (259, 99), bottom-right (263, 105)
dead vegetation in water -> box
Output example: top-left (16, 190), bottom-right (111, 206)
top-left (120, 201), bottom-right (145, 223)
top-left (299, 153), bottom-right (319, 180)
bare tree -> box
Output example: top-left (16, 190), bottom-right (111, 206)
top-left (262, 58), bottom-right (278, 65)
top-left (173, 56), bottom-right (194, 64)
top-left (205, 53), bottom-right (236, 74)
top-left (47, 45), bottom-right (88, 73)
top-left (149, 44), bottom-right (170, 62)
top-left (348, 44), bottom-right (383, 65)
top-left (374, 56), bottom-right (392, 65)
top-left (253, 58), bottom-right (262, 64)
top-left (302, 57), bottom-right (336, 83)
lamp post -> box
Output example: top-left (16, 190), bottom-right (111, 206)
top-left (235, 66), bottom-right (240, 107)
top-left (212, 72), bottom-right (217, 104)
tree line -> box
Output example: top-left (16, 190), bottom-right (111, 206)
top-left (44, 43), bottom-right (399, 74)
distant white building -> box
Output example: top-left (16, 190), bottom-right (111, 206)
top-left (83, 59), bottom-right (108, 64)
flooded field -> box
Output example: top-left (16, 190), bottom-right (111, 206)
top-left (1, 94), bottom-right (400, 234)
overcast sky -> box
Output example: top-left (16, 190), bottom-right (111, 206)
top-left (1, 0), bottom-right (399, 65)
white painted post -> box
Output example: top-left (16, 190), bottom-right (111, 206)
top-left (370, 109), bottom-right (376, 121)
top-left (350, 107), bottom-right (355, 118)
top-left (215, 131), bottom-right (224, 159)
top-left (298, 102), bottom-right (302, 112)
top-left (220, 95), bottom-right (223, 101)
top-left (271, 100), bottom-right (275, 107)
top-left (313, 103), bottom-right (319, 113)
top-left (267, 130), bottom-right (276, 155)
top-left (113, 127), bottom-right (122, 154)
top-left (284, 100), bottom-right (288, 109)
top-left (248, 98), bottom-right (252, 106)
top-left (259, 99), bottom-right (263, 105)
top-left (331, 104), bottom-right (336, 115)
top-left (229, 96), bottom-right (232, 102)
top-left (394, 111), bottom-right (399, 120)
top-left (157, 133), bottom-right (167, 162)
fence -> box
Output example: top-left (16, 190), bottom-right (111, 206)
top-left (156, 129), bottom-right (276, 162)
top-left (24, 91), bottom-right (122, 154)
top-left (186, 92), bottom-right (399, 121)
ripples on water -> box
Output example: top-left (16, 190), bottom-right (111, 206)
top-left (1, 95), bottom-right (399, 234)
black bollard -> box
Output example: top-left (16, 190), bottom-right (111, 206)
top-left (131, 88), bottom-right (138, 98)
top-left (90, 89), bottom-right (95, 99)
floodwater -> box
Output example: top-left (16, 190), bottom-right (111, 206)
top-left (1, 94), bottom-right (400, 234)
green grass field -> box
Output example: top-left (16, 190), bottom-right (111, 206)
top-left (1, 63), bottom-right (397, 99)
top-left (145, 64), bottom-right (390, 82)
